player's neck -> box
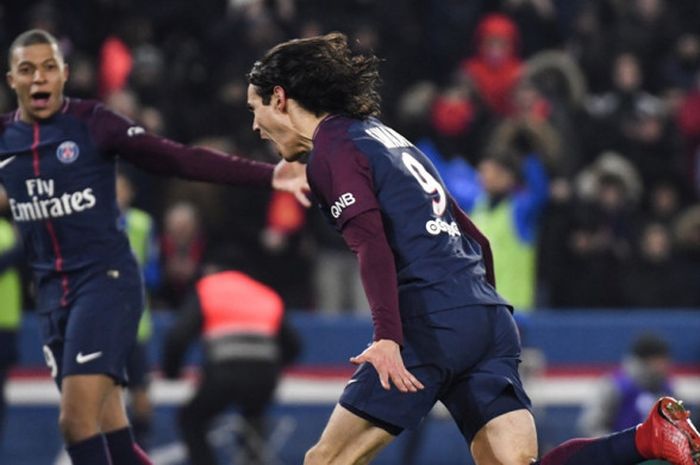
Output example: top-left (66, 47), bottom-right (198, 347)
top-left (288, 101), bottom-right (328, 144)
top-left (17, 107), bottom-right (37, 124)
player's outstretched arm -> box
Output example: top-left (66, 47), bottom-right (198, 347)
top-left (91, 103), bottom-right (309, 202)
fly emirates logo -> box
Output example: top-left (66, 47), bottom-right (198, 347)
top-left (9, 178), bottom-right (96, 222)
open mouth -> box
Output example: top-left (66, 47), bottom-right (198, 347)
top-left (30, 92), bottom-right (51, 109)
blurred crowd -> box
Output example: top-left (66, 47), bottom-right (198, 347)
top-left (2, 0), bottom-right (700, 312)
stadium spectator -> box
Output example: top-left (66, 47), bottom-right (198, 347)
top-left (544, 153), bottom-right (642, 308)
top-left (672, 204), bottom-right (700, 306)
top-left (469, 151), bottom-right (549, 311)
top-left (427, 78), bottom-right (494, 166)
top-left (644, 177), bottom-right (688, 225)
top-left (490, 152), bottom-right (549, 309)
top-left (621, 222), bottom-right (692, 308)
top-left (484, 79), bottom-right (563, 170)
top-left (520, 51), bottom-right (588, 175)
top-left (565, 1), bottom-right (617, 94)
top-left (158, 202), bottom-right (206, 309)
top-left (583, 51), bottom-right (685, 185)
top-left (459, 13), bottom-right (523, 116)
top-left (498, 0), bottom-right (562, 58)
top-left (661, 33), bottom-right (700, 91)
top-left (421, 138), bottom-right (550, 311)
top-left (162, 258), bottom-right (301, 465)
top-left (578, 333), bottom-right (675, 437)
top-left (611, 0), bottom-right (680, 93)
top-left (246, 32), bottom-right (700, 465)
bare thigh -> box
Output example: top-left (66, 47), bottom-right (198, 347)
top-left (470, 409), bottom-right (538, 465)
top-left (100, 384), bottom-right (130, 433)
top-left (304, 404), bottom-right (396, 465)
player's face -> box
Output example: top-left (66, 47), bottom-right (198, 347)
top-left (6, 43), bottom-right (68, 123)
top-left (247, 84), bottom-right (311, 162)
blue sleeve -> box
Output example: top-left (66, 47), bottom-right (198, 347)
top-left (512, 155), bottom-right (549, 243)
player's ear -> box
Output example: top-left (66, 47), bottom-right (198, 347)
top-left (6, 71), bottom-right (15, 90)
top-left (272, 85), bottom-right (287, 112)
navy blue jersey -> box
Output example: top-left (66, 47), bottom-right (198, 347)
top-left (0, 99), bottom-right (134, 284)
top-left (307, 116), bottom-right (508, 317)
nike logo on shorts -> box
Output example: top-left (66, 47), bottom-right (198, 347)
top-left (76, 351), bottom-right (103, 364)
top-left (0, 156), bottom-right (17, 169)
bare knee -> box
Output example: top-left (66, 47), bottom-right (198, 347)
top-left (304, 442), bottom-right (333, 465)
top-left (495, 448), bottom-right (537, 465)
top-left (304, 437), bottom-right (388, 465)
top-left (59, 410), bottom-right (98, 444)
top-left (471, 409), bottom-right (538, 465)
top-left (473, 444), bottom-right (536, 465)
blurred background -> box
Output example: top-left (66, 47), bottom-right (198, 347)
top-left (0, 0), bottom-right (699, 464)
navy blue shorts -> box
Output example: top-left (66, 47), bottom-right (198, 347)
top-left (339, 305), bottom-right (531, 443)
top-left (37, 258), bottom-right (144, 387)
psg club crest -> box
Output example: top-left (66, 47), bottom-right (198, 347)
top-left (56, 141), bottom-right (80, 164)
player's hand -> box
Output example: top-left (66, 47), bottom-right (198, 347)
top-left (272, 159), bottom-right (311, 207)
top-left (350, 339), bottom-right (424, 393)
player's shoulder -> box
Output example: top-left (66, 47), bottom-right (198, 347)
top-left (312, 115), bottom-right (378, 164)
top-left (62, 98), bottom-right (105, 121)
top-left (0, 110), bottom-right (16, 135)
top-left (313, 115), bottom-right (354, 152)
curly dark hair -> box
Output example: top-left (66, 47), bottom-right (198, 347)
top-left (247, 32), bottom-right (382, 119)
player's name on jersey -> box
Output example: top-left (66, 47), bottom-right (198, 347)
top-left (365, 125), bottom-right (412, 149)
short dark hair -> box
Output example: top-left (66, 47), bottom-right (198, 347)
top-left (247, 32), bottom-right (382, 119)
top-left (8, 29), bottom-right (62, 67)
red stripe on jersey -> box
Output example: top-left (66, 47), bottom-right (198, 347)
top-left (44, 216), bottom-right (70, 306)
top-left (31, 123), bottom-right (40, 176)
top-left (32, 123), bottom-right (70, 307)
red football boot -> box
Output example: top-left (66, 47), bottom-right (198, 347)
top-left (636, 396), bottom-right (700, 465)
